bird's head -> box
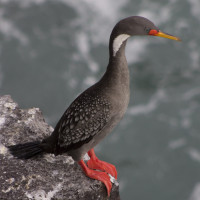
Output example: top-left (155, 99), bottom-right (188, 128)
top-left (110, 16), bottom-right (180, 56)
top-left (113, 16), bottom-right (181, 40)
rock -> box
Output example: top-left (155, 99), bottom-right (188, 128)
top-left (0, 95), bottom-right (120, 200)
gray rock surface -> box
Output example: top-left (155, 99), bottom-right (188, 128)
top-left (0, 95), bottom-right (120, 200)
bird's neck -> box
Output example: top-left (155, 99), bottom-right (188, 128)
top-left (101, 35), bottom-right (130, 90)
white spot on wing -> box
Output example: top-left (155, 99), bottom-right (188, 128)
top-left (113, 34), bottom-right (130, 56)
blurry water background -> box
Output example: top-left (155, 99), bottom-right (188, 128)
top-left (0, 0), bottom-right (200, 199)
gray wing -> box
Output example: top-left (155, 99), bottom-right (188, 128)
top-left (55, 92), bottom-right (111, 151)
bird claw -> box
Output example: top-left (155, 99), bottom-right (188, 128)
top-left (88, 170), bottom-right (112, 196)
top-left (79, 148), bottom-right (118, 196)
top-left (87, 158), bottom-right (117, 179)
top-left (79, 160), bottom-right (112, 196)
top-left (87, 148), bottom-right (117, 179)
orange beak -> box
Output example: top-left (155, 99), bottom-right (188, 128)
top-left (149, 29), bottom-right (181, 41)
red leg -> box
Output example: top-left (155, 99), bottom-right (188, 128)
top-left (87, 148), bottom-right (117, 179)
top-left (79, 160), bottom-right (112, 196)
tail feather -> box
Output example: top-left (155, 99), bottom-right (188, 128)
top-left (7, 141), bottom-right (43, 159)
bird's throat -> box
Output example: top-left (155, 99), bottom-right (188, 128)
top-left (112, 34), bottom-right (130, 56)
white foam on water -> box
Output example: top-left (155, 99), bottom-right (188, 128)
top-left (0, 9), bottom-right (29, 45)
top-left (126, 38), bottom-right (150, 63)
top-left (179, 103), bottom-right (196, 129)
top-left (190, 51), bottom-right (200, 69)
top-left (188, 0), bottom-right (200, 20)
top-left (60, 0), bottom-right (128, 45)
top-left (76, 32), bottom-right (99, 72)
top-left (188, 41), bottom-right (200, 70)
top-left (58, 0), bottom-right (129, 85)
top-left (128, 89), bottom-right (167, 116)
top-left (126, 3), bottom-right (174, 64)
top-left (183, 87), bottom-right (200, 100)
top-left (137, 3), bottom-right (172, 25)
top-left (168, 138), bottom-right (186, 149)
top-left (3, 0), bottom-right (46, 7)
top-left (74, 0), bottom-right (125, 20)
top-left (181, 118), bottom-right (191, 129)
top-left (188, 148), bottom-right (200, 163)
top-left (84, 76), bottom-right (97, 86)
top-left (189, 183), bottom-right (200, 200)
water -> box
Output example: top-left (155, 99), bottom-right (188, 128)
top-left (0, 0), bottom-right (200, 199)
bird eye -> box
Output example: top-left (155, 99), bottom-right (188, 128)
top-left (144, 27), bottom-right (151, 34)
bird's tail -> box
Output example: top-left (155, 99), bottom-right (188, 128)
top-left (7, 141), bottom-right (43, 159)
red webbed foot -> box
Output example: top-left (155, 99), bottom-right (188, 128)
top-left (79, 160), bottom-right (112, 196)
top-left (87, 148), bottom-right (117, 179)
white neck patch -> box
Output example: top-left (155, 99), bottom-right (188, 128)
top-left (113, 34), bottom-right (130, 56)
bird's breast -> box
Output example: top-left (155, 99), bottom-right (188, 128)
top-left (104, 81), bottom-right (130, 121)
